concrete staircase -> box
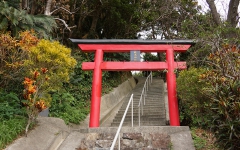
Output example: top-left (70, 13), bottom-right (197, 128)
top-left (111, 77), bottom-right (166, 127)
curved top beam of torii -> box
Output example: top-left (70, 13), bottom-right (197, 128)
top-left (70, 39), bottom-right (195, 52)
top-left (69, 39), bottom-right (195, 45)
top-left (70, 38), bottom-right (195, 128)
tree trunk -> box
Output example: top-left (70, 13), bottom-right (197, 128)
top-left (24, 0), bottom-right (28, 10)
top-left (82, 2), bottom-right (102, 39)
top-left (30, 0), bottom-right (37, 14)
top-left (227, 0), bottom-right (240, 27)
top-left (44, 0), bottom-right (52, 16)
top-left (206, 0), bottom-right (221, 26)
top-left (19, 0), bottom-right (22, 9)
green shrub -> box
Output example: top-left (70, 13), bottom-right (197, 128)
top-left (199, 45), bottom-right (240, 149)
top-left (177, 67), bottom-right (210, 127)
top-left (49, 92), bottom-right (89, 124)
top-left (0, 91), bottom-right (25, 119)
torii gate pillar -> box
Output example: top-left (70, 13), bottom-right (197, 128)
top-left (70, 39), bottom-right (195, 127)
top-left (90, 49), bottom-right (103, 127)
top-left (166, 48), bottom-right (179, 126)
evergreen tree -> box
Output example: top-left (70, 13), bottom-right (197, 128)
top-left (0, 1), bottom-right (56, 38)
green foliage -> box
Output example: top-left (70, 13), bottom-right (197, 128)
top-left (0, 1), bottom-right (56, 38)
top-left (98, 0), bottom-right (143, 39)
top-left (0, 117), bottom-right (27, 149)
top-left (63, 51), bottom-right (93, 102)
top-left (182, 19), bottom-right (240, 67)
top-left (0, 90), bottom-right (25, 120)
top-left (0, 90), bottom-right (27, 149)
top-left (177, 67), bottom-right (210, 127)
top-left (190, 128), bottom-right (220, 150)
top-left (49, 92), bottom-right (89, 124)
top-left (102, 71), bottom-right (132, 94)
top-left (104, 53), bottom-right (130, 61)
top-left (199, 45), bottom-right (240, 149)
top-left (141, 0), bottom-right (200, 40)
top-left (191, 128), bottom-right (207, 150)
top-left (143, 53), bottom-right (159, 61)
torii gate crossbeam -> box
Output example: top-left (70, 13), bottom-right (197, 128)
top-left (82, 62), bottom-right (187, 71)
top-left (70, 39), bottom-right (195, 127)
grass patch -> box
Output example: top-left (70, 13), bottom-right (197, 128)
top-left (191, 128), bottom-right (220, 150)
top-left (0, 116), bottom-right (27, 149)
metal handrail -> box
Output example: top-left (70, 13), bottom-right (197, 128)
top-left (138, 72), bottom-right (152, 126)
top-left (110, 94), bottom-right (134, 150)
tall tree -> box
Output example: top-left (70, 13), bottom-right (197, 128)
top-left (206, 0), bottom-right (240, 27)
top-left (140, 0), bottom-right (200, 40)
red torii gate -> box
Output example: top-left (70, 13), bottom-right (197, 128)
top-left (70, 39), bottom-right (194, 127)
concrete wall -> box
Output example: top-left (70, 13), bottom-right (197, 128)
top-left (81, 77), bottom-right (137, 127)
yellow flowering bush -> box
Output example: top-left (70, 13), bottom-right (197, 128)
top-left (23, 39), bottom-right (77, 91)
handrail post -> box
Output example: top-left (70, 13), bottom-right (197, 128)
top-left (139, 107), bottom-right (140, 126)
top-left (118, 134), bottom-right (120, 150)
top-left (143, 87), bottom-right (145, 105)
top-left (149, 73), bottom-right (151, 85)
top-left (151, 71), bottom-right (152, 83)
top-left (132, 96), bottom-right (133, 127)
top-left (147, 79), bottom-right (149, 91)
top-left (144, 86), bottom-right (146, 105)
top-left (146, 80), bottom-right (148, 91)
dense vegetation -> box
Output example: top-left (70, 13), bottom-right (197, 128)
top-left (0, 0), bottom-right (239, 149)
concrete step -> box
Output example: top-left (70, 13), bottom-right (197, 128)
top-left (114, 117), bottom-right (166, 121)
top-left (132, 95), bottom-right (164, 99)
top-left (120, 105), bottom-right (165, 109)
top-left (123, 100), bottom-right (164, 106)
top-left (113, 114), bottom-right (166, 120)
top-left (123, 97), bottom-right (163, 100)
top-left (118, 106), bottom-right (165, 111)
top-left (116, 110), bottom-right (166, 114)
top-left (117, 108), bottom-right (165, 113)
top-left (122, 99), bottom-right (165, 103)
top-left (111, 119), bottom-right (166, 126)
top-left (119, 105), bottom-right (165, 109)
top-left (114, 114), bottom-right (166, 119)
top-left (112, 117), bottom-right (166, 123)
top-left (115, 111), bottom-right (165, 115)
top-left (117, 110), bottom-right (165, 115)
top-left (120, 103), bottom-right (164, 107)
